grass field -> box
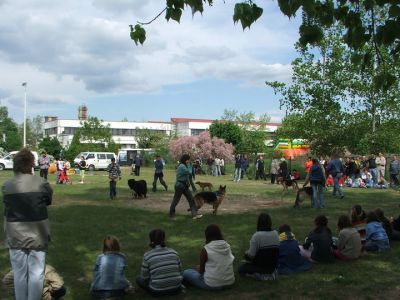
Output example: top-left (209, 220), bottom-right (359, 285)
top-left (1, 167), bottom-right (400, 300)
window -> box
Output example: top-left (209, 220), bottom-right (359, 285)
top-left (87, 153), bottom-right (95, 159)
top-left (63, 127), bottom-right (77, 135)
top-left (45, 128), bottom-right (57, 136)
top-left (106, 154), bottom-right (114, 159)
top-left (97, 154), bottom-right (106, 159)
top-left (191, 129), bottom-right (205, 136)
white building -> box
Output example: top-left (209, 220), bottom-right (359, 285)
top-left (44, 115), bottom-right (280, 148)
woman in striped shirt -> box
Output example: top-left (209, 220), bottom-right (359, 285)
top-left (136, 229), bottom-right (183, 296)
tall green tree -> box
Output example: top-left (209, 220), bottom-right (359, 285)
top-left (135, 128), bottom-right (168, 149)
top-left (209, 121), bottom-right (243, 146)
top-left (79, 117), bottom-right (112, 145)
top-left (0, 106), bottom-right (22, 151)
top-left (38, 137), bottom-right (62, 157)
top-left (211, 110), bottom-right (272, 154)
top-left (268, 26), bottom-right (400, 155)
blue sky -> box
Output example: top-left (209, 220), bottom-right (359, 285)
top-left (0, 0), bottom-right (301, 123)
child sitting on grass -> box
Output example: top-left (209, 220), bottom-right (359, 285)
top-left (238, 213), bottom-right (279, 280)
top-left (183, 224), bottom-right (235, 289)
top-left (334, 215), bottom-right (362, 260)
top-left (90, 235), bottom-right (134, 299)
top-left (277, 224), bottom-right (311, 274)
top-left (364, 211), bottom-right (390, 252)
top-left (136, 229), bottom-right (183, 296)
top-left (300, 215), bottom-right (335, 263)
top-left (351, 204), bottom-right (367, 245)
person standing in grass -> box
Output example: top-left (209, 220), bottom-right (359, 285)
top-left (238, 213), bottom-right (279, 280)
top-left (107, 158), bottom-right (121, 200)
top-left (183, 224), bottom-right (235, 290)
top-left (152, 155), bottom-right (168, 192)
top-left (78, 155), bottom-right (87, 184)
top-left (326, 153), bottom-right (345, 199)
top-left (38, 150), bottom-right (50, 181)
top-left (136, 229), bottom-right (183, 296)
top-left (303, 158), bottom-right (326, 209)
top-left (3, 148), bottom-right (53, 300)
top-left (90, 236), bottom-right (134, 299)
top-left (169, 154), bottom-right (202, 220)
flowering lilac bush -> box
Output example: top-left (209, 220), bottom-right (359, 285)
top-left (169, 131), bottom-right (233, 161)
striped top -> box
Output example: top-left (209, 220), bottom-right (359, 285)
top-left (141, 246), bottom-right (182, 291)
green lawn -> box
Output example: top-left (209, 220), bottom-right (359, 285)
top-left (1, 168), bottom-right (399, 299)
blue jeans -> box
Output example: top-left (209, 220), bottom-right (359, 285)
top-left (136, 277), bottom-right (181, 296)
top-left (311, 183), bottom-right (325, 208)
top-left (369, 168), bottom-right (378, 185)
top-left (182, 269), bottom-right (224, 291)
top-left (332, 173), bottom-right (344, 197)
top-left (364, 240), bottom-right (390, 252)
top-left (234, 168), bottom-right (241, 181)
top-left (10, 248), bottom-right (46, 300)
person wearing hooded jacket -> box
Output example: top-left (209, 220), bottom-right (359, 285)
top-left (183, 224), bottom-right (235, 290)
top-left (364, 211), bottom-right (390, 252)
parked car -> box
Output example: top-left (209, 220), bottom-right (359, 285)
top-left (0, 151), bottom-right (39, 171)
top-left (73, 152), bottom-right (116, 171)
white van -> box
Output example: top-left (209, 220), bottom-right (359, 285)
top-left (73, 152), bottom-right (116, 171)
top-left (117, 148), bottom-right (154, 166)
top-left (0, 151), bottom-right (39, 171)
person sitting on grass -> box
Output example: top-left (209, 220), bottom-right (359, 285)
top-left (361, 168), bottom-right (373, 188)
top-left (390, 205), bottom-right (400, 239)
top-left (326, 175), bottom-right (334, 187)
top-left (90, 235), bottom-right (134, 299)
top-left (351, 204), bottom-right (367, 245)
top-left (300, 215), bottom-right (334, 263)
top-left (333, 215), bottom-right (362, 260)
top-left (2, 264), bottom-right (67, 300)
top-left (238, 213), bottom-right (280, 280)
top-left (136, 229), bottom-right (183, 296)
top-left (374, 208), bottom-right (400, 241)
top-left (183, 224), bottom-right (235, 290)
top-left (364, 211), bottom-right (390, 252)
top-left (277, 224), bottom-right (311, 275)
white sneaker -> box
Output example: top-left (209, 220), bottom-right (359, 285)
top-left (192, 214), bottom-right (203, 220)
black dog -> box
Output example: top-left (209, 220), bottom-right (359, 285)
top-left (294, 187), bottom-right (313, 208)
top-left (127, 179), bottom-right (147, 199)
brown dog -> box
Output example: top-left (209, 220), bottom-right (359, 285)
top-left (195, 181), bottom-right (214, 191)
top-left (281, 178), bottom-right (299, 199)
top-left (190, 185), bottom-right (226, 214)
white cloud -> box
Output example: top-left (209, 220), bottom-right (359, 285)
top-left (0, 0), bottom-right (300, 121)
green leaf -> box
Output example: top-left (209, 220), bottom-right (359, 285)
top-left (170, 8), bottom-right (183, 22)
top-left (278, 0), bottom-right (301, 18)
top-left (350, 53), bottom-right (363, 64)
top-left (389, 4), bottom-right (400, 18)
top-left (299, 24), bottom-right (323, 46)
top-left (251, 4), bottom-right (263, 22)
top-left (363, 0), bottom-right (375, 10)
top-left (129, 24), bottom-right (146, 46)
top-left (185, 0), bottom-right (204, 16)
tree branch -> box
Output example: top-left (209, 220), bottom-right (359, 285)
top-left (137, 7), bottom-right (167, 26)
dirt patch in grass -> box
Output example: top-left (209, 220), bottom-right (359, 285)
top-left (52, 190), bottom-right (295, 215)
top-left (112, 192), bottom-right (292, 215)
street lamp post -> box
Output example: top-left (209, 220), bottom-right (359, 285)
top-left (22, 82), bottom-right (27, 147)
